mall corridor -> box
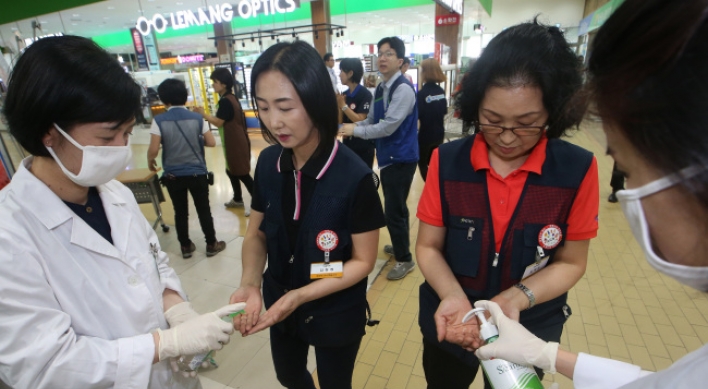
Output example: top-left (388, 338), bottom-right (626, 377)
top-left (107, 119), bottom-right (708, 389)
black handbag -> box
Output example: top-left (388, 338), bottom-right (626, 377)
top-left (173, 121), bottom-right (214, 185)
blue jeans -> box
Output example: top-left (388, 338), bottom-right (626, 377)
top-left (380, 162), bottom-right (417, 263)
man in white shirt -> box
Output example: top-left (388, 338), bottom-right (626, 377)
top-left (324, 52), bottom-right (338, 93)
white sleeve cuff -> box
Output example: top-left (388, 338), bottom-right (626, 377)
top-left (573, 352), bottom-right (647, 389)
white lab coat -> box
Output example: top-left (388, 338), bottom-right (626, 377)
top-left (573, 344), bottom-right (708, 388)
top-left (0, 158), bottom-right (200, 389)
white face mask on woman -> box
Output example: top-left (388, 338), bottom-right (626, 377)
top-left (45, 124), bottom-right (132, 187)
top-left (616, 167), bottom-right (708, 292)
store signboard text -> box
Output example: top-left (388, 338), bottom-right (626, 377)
top-left (136, 1), bottom-right (297, 36)
top-left (160, 54), bottom-right (205, 65)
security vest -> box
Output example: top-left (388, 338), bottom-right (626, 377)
top-left (419, 135), bottom-right (593, 342)
top-left (154, 107), bottom-right (207, 177)
top-left (373, 75), bottom-right (419, 167)
top-left (256, 142), bottom-right (373, 347)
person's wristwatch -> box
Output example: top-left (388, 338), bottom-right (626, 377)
top-left (514, 283), bottom-right (536, 310)
top-left (342, 105), bottom-right (349, 112)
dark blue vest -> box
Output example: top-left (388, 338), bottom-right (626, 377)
top-left (255, 142), bottom-right (373, 347)
top-left (419, 135), bottom-right (593, 357)
top-left (373, 75), bottom-right (419, 166)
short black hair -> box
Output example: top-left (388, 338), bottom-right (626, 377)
top-left (157, 78), bottom-right (188, 106)
top-left (210, 68), bottom-right (234, 93)
top-left (402, 57), bottom-right (411, 66)
top-left (456, 19), bottom-right (583, 138)
top-left (2, 35), bottom-right (140, 157)
top-left (251, 41), bottom-right (338, 157)
top-left (339, 58), bottom-right (364, 84)
top-left (323, 52), bottom-right (333, 62)
top-left (377, 37), bottom-right (405, 59)
top-left (588, 0), bottom-right (708, 210)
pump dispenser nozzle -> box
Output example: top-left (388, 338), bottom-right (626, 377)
top-left (462, 307), bottom-right (499, 342)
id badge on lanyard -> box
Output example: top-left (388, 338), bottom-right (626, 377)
top-left (311, 230), bottom-right (344, 279)
top-left (522, 224), bottom-right (561, 279)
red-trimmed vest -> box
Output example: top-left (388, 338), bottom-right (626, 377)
top-left (419, 135), bottom-right (593, 344)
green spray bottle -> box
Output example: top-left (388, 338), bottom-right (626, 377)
top-left (463, 308), bottom-right (544, 389)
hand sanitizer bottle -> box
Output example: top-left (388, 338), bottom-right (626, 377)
top-left (464, 308), bottom-right (544, 389)
top-left (176, 306), bottom-right (246, 373)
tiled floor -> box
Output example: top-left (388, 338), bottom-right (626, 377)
top-left (3, 119), bottom-right (707, 388)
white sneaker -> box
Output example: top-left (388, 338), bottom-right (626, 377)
top-left (225, 199), bottom-right (244, 208)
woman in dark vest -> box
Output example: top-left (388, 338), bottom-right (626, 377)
top-left (196, 68), bottom-right (254, 211)
top-left (228, 41), bottom-right (385, 389)
top-left (417, 58), bottom-right (448, 181)
top-left (415, 20), bottom-right (600, 389)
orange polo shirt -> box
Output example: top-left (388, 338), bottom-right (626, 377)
top-left (417, 135), bottom-right (599, 251)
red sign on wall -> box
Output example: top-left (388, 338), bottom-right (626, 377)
top-left (436, 14), bottom-right (460, 26)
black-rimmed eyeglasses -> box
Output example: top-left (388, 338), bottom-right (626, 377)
top-left (475, 122), bottom-right (548, 136)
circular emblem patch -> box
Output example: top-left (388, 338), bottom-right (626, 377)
top-left (316, 230), bottom-right (339, 252)
top-left (350, 103), bottom-right (356, 110)
top-left (538, 224), bottom-right (562, 250)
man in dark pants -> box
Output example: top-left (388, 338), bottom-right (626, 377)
top-left (340, 36), bottom-right (419, 280)
top-left (608, 162), bottom-right (625, 202)
top-left (148, 78), bottom-right (226, 258)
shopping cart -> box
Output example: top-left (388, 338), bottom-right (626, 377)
top-left (116, 168), bottom-right (170, 232)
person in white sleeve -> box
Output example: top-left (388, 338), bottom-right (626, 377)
top-left (472, 0), bottom-right (708, 388)
top-left (0, 35), bottom-right (242, 389)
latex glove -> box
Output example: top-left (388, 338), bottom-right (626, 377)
top-left (164, 301), bottom-right (200, 328)
top-left (474, 300), bottom-right (559, 373)
top-left (156, 303), bottom-right (243, 361)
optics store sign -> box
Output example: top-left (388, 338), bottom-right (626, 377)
top-left (136, 1), bottom-right (298, 36)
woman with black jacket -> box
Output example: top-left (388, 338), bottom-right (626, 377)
top-left (417, 58), bottom-right (448, 181)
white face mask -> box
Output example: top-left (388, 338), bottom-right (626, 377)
top-left (46, 124), bottom-right (132, 187)
top-left (616, 166), bottom-right (708, 292)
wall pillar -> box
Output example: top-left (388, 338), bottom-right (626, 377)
top-left (434, 4), bottom-right (463, 66)
top-left (310, 0), bottom-right (331, 57)
top-left (213, 22), bottom-right (233, 62)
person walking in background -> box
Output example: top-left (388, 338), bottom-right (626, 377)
top-left (229, 41), bottom-right (385, 389)
top-left (415, 20), bottom-right (598, 389)
top-left (195, 68), bottom-right (253, 212)
top-left (365, 74), bottom-right (378, 96)
top-left (401, 57), bottom-right (414, 84)
top-left (338, 58), bottom-right (375, 168)
top-left (608, 162), bottom-right (625, 202)
top-left (417, 58), bottom-right (447, 181)
top-left (324, 52), bottom-right (338, 93)
top-left (473, 1), bottom-right (708, 387)
top-left (148, 78), bottom-right (226, 258)
top-left (340, 36), bottom-right (419, 281)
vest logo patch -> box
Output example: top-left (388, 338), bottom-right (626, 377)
top-left (538, 224), bottom-right (562, 249)
top-left (460, 218), bottom-right (475, 224)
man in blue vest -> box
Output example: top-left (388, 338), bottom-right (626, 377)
top-left (148, 78), bottom-right (226, 259)
top-left (340, 36), bottom-right (419, 280)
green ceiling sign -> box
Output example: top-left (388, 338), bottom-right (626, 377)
top-left (0, 0), bottom-right (104, 25)
top-left (93, 0), bottom-right (434, 49)
top-left (478, 0), bottom-right (493, 17)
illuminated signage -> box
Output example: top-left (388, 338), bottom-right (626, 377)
top-left (136, 1), bottom-right (297, 36)
top-left (433, 0), bottom-right (463, 15)
top-left (160, 54), bottom-right (205, 65)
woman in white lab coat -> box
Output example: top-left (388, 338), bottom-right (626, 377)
top-left (473, 0), bottom-right (708, 388)
top-left (0, 36), bottom-right (241, 388)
